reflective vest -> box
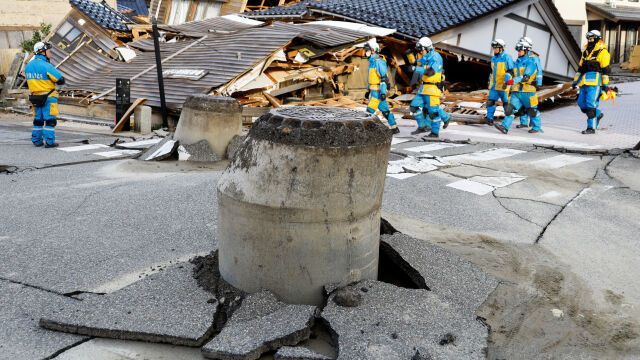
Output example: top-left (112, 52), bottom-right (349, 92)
top-left (489, 51), bottom-right (515, 91)
top-left (513, 55), bottom-right (538, 93)
top-left (416, 50), bottom-right (444, 96)
top-left (367, 54), bottom-right (388, 94)
top-left (574, 40), bottom-right (611, 87)
top-left (25, 55), bottom-right (62, 98)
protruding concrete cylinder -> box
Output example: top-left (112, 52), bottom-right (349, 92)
top-left (134, 105), bottom-right (152, 134)
top-left (217, 107), bottom-right (392, 305)
top-left (174, 95), bottom-right (242, 158)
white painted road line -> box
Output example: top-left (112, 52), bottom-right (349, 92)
top-left (532, 154), bottom-right (592, 169)
top-left (118, 138), bottom-right (162, 149)
top-left (469, 175), bottom-right (526, 188)
top-left (444, 129), bottom-right (602, 150)
top-left (391, 138), bottom-right (412, 145)
top-left (445, 148), bottom-right (526, 163)
top-left (387, 173), bottom-right (419, 180)
top-left (93, 150), bottom-right (141, 158)
top-left (387, 157), bottom-right (439, 174)
top-left (58, 144), bottom-right (109, 152)
top-left (446, 179), bottom-right (495, 196)
top-left (405, 142), bottom-right (465, 153)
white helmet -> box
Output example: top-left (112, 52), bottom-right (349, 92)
top-left (416, 37), bottom-right (433, 52)
top-left (33, 41), bottom-right (52, 55)
top-left (491, 39), bottom-right (506, 48)
top-left (363, 38), bottom-right (380, 53)
top-left (586, 30), bottom-right (602, 40)
top-left (519, 37), bottom-right (533, 47)
top-left (515, 40), bottom-right (532, 51)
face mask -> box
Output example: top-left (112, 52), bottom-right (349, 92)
top-left (366, 51), bottom-right (372, 57)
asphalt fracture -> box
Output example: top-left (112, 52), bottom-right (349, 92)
top-left (0, 118), bottom-right (639, 359)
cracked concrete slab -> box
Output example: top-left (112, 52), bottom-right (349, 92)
top-left (494, 196), bottom-right (562, 228)
top-left (383, 171), bottom-right (543, 244)
top-left (141, 137), bottom-right (179, 161)
top-left (606, 154), bottom-right (640, 192)
top-left (40, 262), bottom-right (218, 346)
top-left (0, 280), bottom-right (87, 359)
top-left (322, 280), bottom-right (489, 360)
top-left (539, 185), bottom-right (640, 307)
top-left (55, 338), bottom-right (204, 360)
top-left (381, 233), bottom-right (499, 315)
top-left (274, 346), bottom-right (332, 360)
top-left (202, 290), bottom-right (316, 360)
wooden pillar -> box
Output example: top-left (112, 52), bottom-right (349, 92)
top-left (616, 23), bottom-right (622, 63)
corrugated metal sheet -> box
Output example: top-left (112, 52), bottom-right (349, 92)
top-left (269, 22), bottom-right (370, 47)
top-left (52, 24), bottom-right (303, 109)
top-left (158, 16), bottom-right (260, 35)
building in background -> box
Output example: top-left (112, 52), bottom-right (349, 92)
top-left (553, 0), bottom-right (640, 63)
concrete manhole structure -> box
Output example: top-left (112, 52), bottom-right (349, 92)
top-left (217, 107), bottom-right (392, 305)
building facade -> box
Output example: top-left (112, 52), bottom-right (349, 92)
top-left (554, 0), bottom-right (640, 63)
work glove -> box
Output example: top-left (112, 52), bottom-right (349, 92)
top-left (381, 93), bottom-right (387, 101)
top-left (602, 85), bottom-right (610, 93)
top-left (571, 82), bottom-right (578, 90)
top-left (364, 91), bottom-right (370, 100)
top-left (506, 79), bottom-right (514, 85)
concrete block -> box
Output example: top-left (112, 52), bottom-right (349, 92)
top-left (178, 140), bottom-right (223, 162)
top-left (174, 95), bottom-right (242, 159)
top-left (134, 105), bottom-right (152, 134)
top-left (217, 107), bottom-right (392, 305)
top-left (322, 280), bottom-right (489, 360)
top-left (39, 263), bottom-right (218, 346)
top-left (141, 136), bottom-right (179, 161)
top-left (201, 290), bottom-right (316, 360)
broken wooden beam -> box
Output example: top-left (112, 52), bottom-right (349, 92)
top-left (112, 98), bottom-right (147, 133)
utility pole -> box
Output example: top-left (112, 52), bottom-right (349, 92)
top-left (152, 16), bottom-right (169, 130)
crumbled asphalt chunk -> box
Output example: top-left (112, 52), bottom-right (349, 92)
top-left (439, 333), bottom-right (457, 346)
top-left (141, 136), bottom-right (179, 161)
top-left (380, 217), bottom-right (399, 235)
top-left (0, 280), bottom-right (87, 359)
top-left (180, 140), bottom-right (223, 162)
top-left (381, 233), bottom-right (499, 315)
top-left (39, 263), bottom-right (218, 346)
top-left (333, 288), bottom-right (362, 307)
top-left (411, 349), bottom-right (433, 360)
top-left (201, 290), bottom-right (317, 360)
top-left (322, 280), bottom-right (488, 360)
top-left (274, 346), bottom-right (333, 360)
top-left (226, 134), bottom-right (246, 160)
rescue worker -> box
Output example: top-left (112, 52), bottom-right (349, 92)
top-left (25, 41), bottom-right (65, 148)
top-left (405, 48), bottom-right (430, 134)
top-left (364, 39), bottom-right (399, 134)
top-left (516, 36), bottom-right (543, 128)
top-left (572, 30), bottom-right (610, 134)
top-left (494, 41), bottom-right (542, 134)
top-left (412, 37), bottom-right (450, 138)
top-left (484, 39), bottom-right (515, 126)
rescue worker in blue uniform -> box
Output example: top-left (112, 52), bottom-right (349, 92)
top-left (494, 41), bottom-right (542, 134)
top-left (364, 39), bottom-right (399, 134)
top-left (484, 39), bottom-right (515, 126)
top-left (412, 37), bottom-right (450, 138)
top-left (25, 41), bottom-right (65, 147)
top-left (405, 48), bottom-right (430, 134)
top-left (572, 30), bottom-right (611, 134)
top-left (516, 37), bottom-right (543, 128)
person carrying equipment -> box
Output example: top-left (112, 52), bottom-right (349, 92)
top-left (494, 41), bottom-right (542, 134)
top-left (412, 37), bottom-right (450, 138)
top-left (484, 39), bottom-right (515, 126)
top-left (572, 30), bottom-right (611, 134)
top-left (25, 41), bottom-right (65, 148)
top-left (364, 39), bottom-right (399, 134)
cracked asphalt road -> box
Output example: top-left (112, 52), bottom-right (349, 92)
top-left (1, 111), bottom-right (639, 359)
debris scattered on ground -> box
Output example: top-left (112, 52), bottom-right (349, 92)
top-left (115, 138), bottom-right (163, 150)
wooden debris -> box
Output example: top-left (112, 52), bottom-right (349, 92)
top-left (112, 98), bottom-right (147, 133)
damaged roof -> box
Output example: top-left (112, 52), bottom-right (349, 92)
top-left (117, 0), bottom-right (149, 17)
top-left (70, 0), bottom-right (131, 32)
top-left (246, 0), bottom-right (523, 39)
top-left (51, 21), bottom-right (370, 109)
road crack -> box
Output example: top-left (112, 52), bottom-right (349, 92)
top-left (491, 191), bottom-right (545, 228)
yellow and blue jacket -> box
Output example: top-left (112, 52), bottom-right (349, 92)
top-left (489, 51), bottom-right (515, 92)
top-left (25, 55), bottom-right (63, 98)
top-left (573, 40), bottom-right (611, 87)
top-left (367, 54), bottom-right (389, 95)
top-left (415, 50), bottom-right (444, 97)
top-left (512, 55), bottom-right (538, 93)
